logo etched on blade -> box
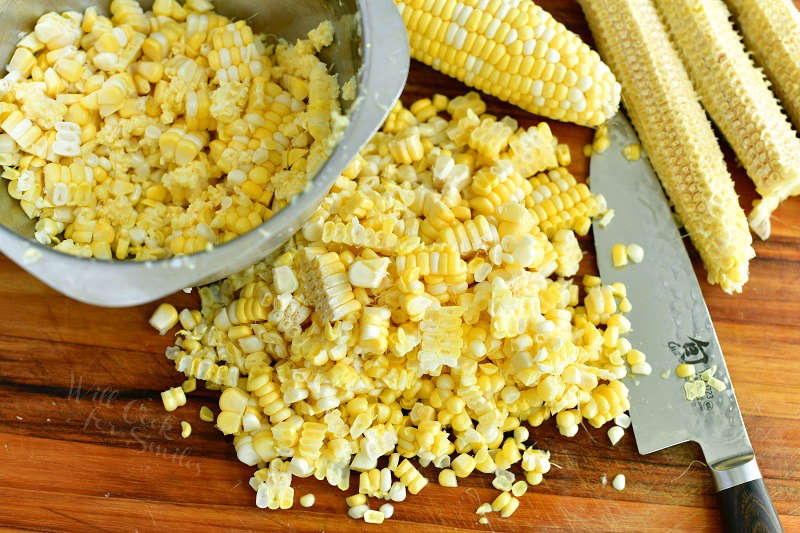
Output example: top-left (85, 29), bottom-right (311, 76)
top-left (668, 337), bottom-right (717, 411)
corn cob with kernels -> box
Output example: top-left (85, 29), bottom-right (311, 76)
top-left (578, 0), bottom-right (754, 293)
top-left (394, 0), bottom-right (621, 127)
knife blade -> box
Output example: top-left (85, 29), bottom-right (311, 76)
top-left (590, 113), bottom-right (781, 532)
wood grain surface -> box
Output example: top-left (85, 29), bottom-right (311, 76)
top-left (1, 2), bottom-right (800, 531)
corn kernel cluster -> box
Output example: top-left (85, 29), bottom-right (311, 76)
top-left (156, 91), bottom-right (647, 522)
top-left (0, 2), bottom-right (344, 260)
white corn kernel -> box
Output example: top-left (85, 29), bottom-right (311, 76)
top-left (607, 425), bottom-right (624, 446)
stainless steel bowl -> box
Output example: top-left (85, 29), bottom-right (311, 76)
top-left (0, 0), bottom-right (408, 306)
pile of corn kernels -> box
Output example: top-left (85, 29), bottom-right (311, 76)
top-left (0, 0), bottom-right (344, 260)
top-left (151, 90), bottom-right (650, 524)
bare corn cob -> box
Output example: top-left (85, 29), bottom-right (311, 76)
top-left (394, 0), bottom-right (620, 127)
top-left (653, 0), bottom-right (800, 240)
top-left (577, 0), bottom-right (754, 293)
top-left (726, 0), bottom-right (800, 131)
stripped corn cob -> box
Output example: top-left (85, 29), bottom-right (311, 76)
top-left (654, 0), bottom-right (800, 240)
top-left (394, 0), bottom-right (620, 127)
top-left (578, 0), bottom-right (754, 293)
top-left (725, 0), bottom-right (800, 132)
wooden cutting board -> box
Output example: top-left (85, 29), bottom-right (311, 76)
top-left (1, 2), bottom-right (799, 531)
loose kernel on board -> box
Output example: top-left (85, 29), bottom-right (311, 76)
top-left (150, 303), bottom-right (179, 335)
top-left (181, 377), bottom-right (197, 393)
top-left (612, 474), bottom-right (626, 491)
top-left (607, 425), bottom-right (624, 446)
top-left (363, 510), bottom-right (385, 524)
top-left (377, 503), bottom-right (394, 519)
top-left (161, 386), bottom-right (186, 412)
top-left (199, 406), bottom-right (214, 422)
top-left (299, 494), bottom-right (315, 508)
top-left (614, 413), bottom-right (631, 429)
top-left (180, 420), bottom-right (192, 438)
top-left (438, 469), bottom-right (458, 487)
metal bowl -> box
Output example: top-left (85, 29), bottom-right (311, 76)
top-left (0, 0), bottom-right (408, 306)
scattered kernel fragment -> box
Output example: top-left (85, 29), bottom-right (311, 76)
top-left (612, 474), bottom-right (626, 491)
top-left (511, 480), bottom-right (528, 497)
top-left (597, 209), bottom-right (615, 228)
top-left (476, 503), bottom-right (492, 515)
top-left (438, 469), bottom-right (457, 487)
top-left (161, 386), bottom-right (185, 412)
top-left (180, 421), bottom-right (191, 438)
top-left (601, 473), bottom-right (608, 486)
top-left (607, 425), bottom-right (624, 446)
top-left (626, 243), bottom-right (644, 264)
top-left (347, 504), bottom-right (368, 520)
top-left (708, 377), bottom-right (727, 392)
top-left (363, 510), bottom-right (385, 524)
top-left (556, 144), bottom-right (572, 167)
top-left (346, 494), bottom-right (367, 508)
top-left (478, 516), bottom-right (489, 525)
top-left (379, 503), bottom-right (394, 520)
top-left (676, 363), bottom-right (696, 378)
top-left (631, 362), bottom-right (652, 376)
top-left (700, 365), bottom-right (718, 382)
top-left (592, 125), bottom-right (611, 153)
top-left (181, 377), bottom-right (197, 393)
top-left (612, 243), bottom-right (628, 267)
top-left (684, 380), bottom-right (708, 401)
top-left (199, 405), bottom-right (214, 422)
top-left (614, 413), bottom-right (631, 429)
top-left (299, 494), bottom-right (315, 508)
top-left (661, 368), bottom-right (672, 379)
top-left (622, 144), bottom-right (641, 161)
top-left (150, 303), bottom-right (178, 335)
top-left (151, 90), bottom-right (644, 521)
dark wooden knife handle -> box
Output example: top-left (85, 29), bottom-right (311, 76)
top-left (718, 478), bottom-right (782, 533)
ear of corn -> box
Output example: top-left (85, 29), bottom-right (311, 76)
top-left (725, 0), bottom-right (800, 131)
top-left (577, 0), bottom-right (754, 293)
top-left (653, 0), bottom-right (800, 240)
top-left (394, 0), bottom-right (621, 127)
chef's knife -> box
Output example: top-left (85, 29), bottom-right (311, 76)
top-left (590, 113), bottom-right (782, 532)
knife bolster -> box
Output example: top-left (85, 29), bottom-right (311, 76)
top-left (710, 456), bottom-right (761, 492)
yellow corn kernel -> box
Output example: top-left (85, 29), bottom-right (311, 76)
top-left (676, 363), bottom-right (695, 379)
top-left (622, 143), bottom-right (641, 161)
top-left (180, 420), bottom-right (192, 438)
top-left (611, 243), bottom-right (628, 268)
top-left (199, 405), bottom-right (214, 422)
top-left (161, 386), bottom-right (186, 412)
top-left (181, 377), bottom-right (197, 393)
top-left (149, 303), bottom-right (179, 334)
top-left (438, 468), bottom-right (457, 487)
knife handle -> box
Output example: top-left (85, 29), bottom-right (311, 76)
top-left (715, 462), bottom-right (782, 533)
